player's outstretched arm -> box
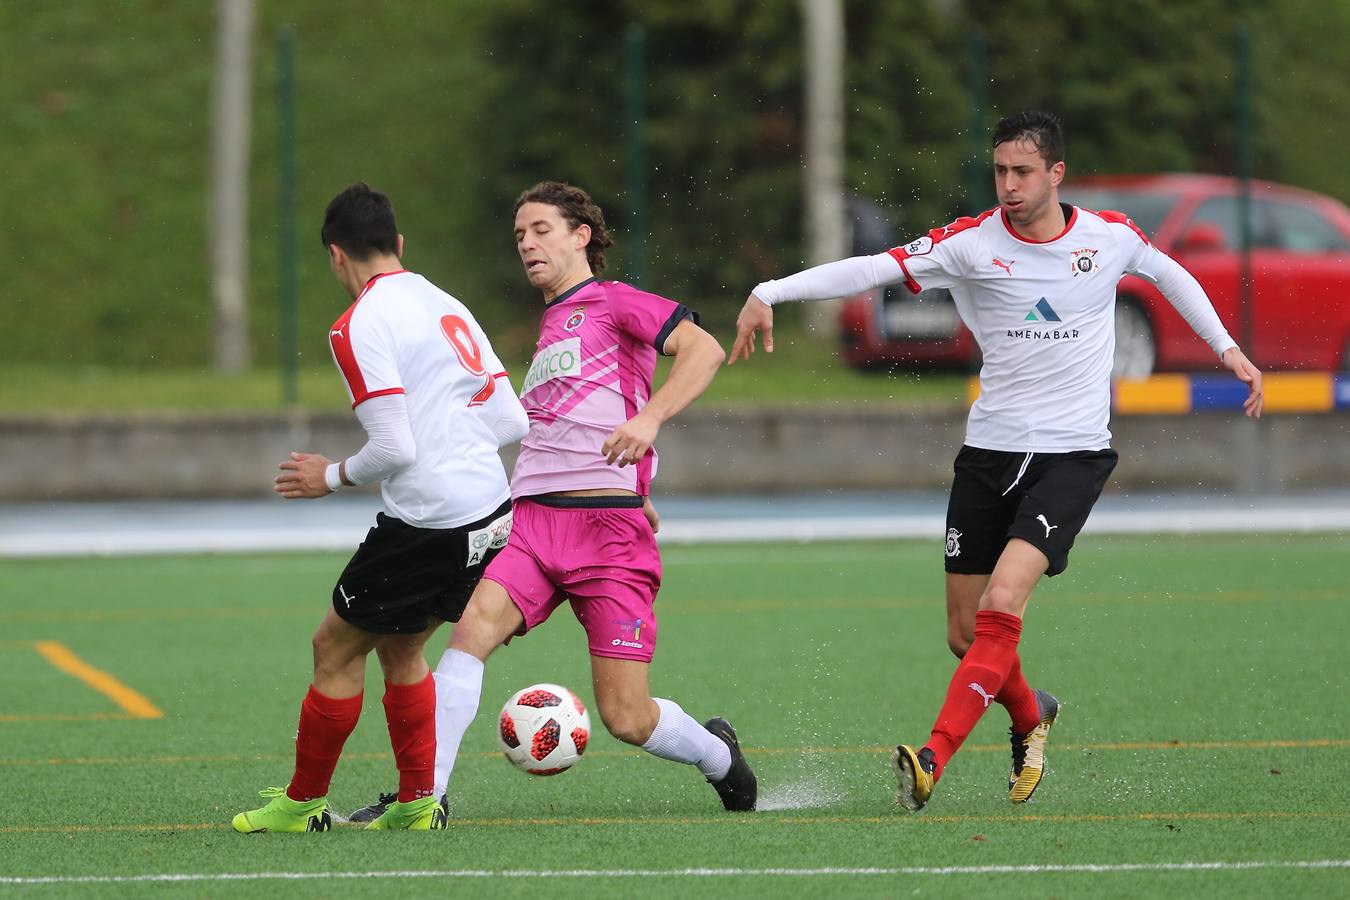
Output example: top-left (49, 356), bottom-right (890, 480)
top-left (602, 319), bottom-right (725, 467)
top-left (1221, 347), bottom-right (1264, 418)
top-left (729, 294), bottom-right (773, 364)
top-left (729, 253), bottom-right (905, 365)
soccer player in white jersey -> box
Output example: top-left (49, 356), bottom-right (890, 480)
top-left (231, 183), bottom-right (528, 833)
top-left (428, 181), bottom-right (757, 813)
top-left (730, 111), bottom-right (1263, 811)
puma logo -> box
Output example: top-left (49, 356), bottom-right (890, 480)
top-left (992, 257), bottom-right (1016, 276)
top-left (331, 323), bottom-right (348, 339)
top-left (338, 585), bottom-right (356, 607)
top-left (968, 682), bottom-right (995, 708)
top-left (1036, 514), bottom-right (1059, 538)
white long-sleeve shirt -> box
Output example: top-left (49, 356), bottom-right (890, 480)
top-left (326, 270), bottom-right (527, 527)
top-left (755, 206), bottom-right (1236, 452)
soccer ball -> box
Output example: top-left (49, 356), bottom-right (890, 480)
top-left (497, 683), bottom-right (591, 776)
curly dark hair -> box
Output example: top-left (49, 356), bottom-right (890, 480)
top-left (992, 111), bottom-right (1065, 168)
top-left (513, 181), bottom-right (614, 275)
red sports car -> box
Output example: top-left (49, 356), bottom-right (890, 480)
top-left (839, 174), bottom-right (1350, 376)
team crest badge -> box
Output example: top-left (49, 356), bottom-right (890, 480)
top-left (564, 307), bottom-right (586, 332)
top-left (1070, 247), bottom-right (1098, 276)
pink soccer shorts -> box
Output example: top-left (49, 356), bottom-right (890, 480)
top-left (483, 498), bottom-right (661, 662)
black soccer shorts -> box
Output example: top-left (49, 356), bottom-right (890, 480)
top-left (943, 445), bottom-right (1118, 577)
top-left (331, 499), bottom-right (513, 634)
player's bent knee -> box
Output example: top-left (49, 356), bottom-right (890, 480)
top-left (374, 639), bottom-right (428, 681)
top-left (600, 710), bottom-right (654, 747)
top-left (948, 634), bottom-right (971, 658)
top-left (596, 697), bottom-right (658, 747)
top-left (981, 583), bottom-right (1027, 616)
top-left (310, 625), bottom-right (341, 666)
top-left (448, 606), bottom-right (518, 662)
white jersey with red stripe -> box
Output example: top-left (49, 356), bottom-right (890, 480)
top-left (888, 205), bottom-right (1231, 452)
top-left (328, 270), bottom-right (512, 528)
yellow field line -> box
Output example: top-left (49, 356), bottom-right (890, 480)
top-left (30, 641), bottom-right (162, 720)
top-left (1, 810), bottom-right (1343, 835)
top-left (1, 738), bottom-right (1345, 768)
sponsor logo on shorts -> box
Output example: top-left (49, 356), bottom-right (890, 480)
top-left (466, 510), bottom-right (513, 567)
top-left (1036, 514), bottom-right (1059, 538)
top-left (611, 617), bottom-right (643, 641)
top-left (338, 584), bottom-right (356, 607)
top-left (945, 528), bottom-right (962, 558)
top-left (611, 638), bottom-right (646, 649)
top-left (520, 337), bottom-right (582, 396)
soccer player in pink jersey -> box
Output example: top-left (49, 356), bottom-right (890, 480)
top-left (731, 112), bottom-right (1263, 812)
top-left (428, 181), bottom-right (757, 812)
top-left (231, 184), bottom-right (528, 833)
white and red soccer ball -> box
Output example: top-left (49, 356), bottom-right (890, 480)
top-left (498, 683), bottom-right (591, 775)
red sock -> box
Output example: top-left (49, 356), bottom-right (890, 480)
top-left (383, 673), bottom-right (436, 802)
top-left (288, 685), bottom-right (362, 802)
top-left (997, 656), bottom-right (1040, 735)
top-left (924, 610), bottom-right (1023, 781)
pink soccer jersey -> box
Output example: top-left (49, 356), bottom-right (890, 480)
top-left (511, 278), bottom-right (695, 497)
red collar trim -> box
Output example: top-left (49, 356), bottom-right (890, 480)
top-left (1000, 207), bottom-right (1077, 245)
top-left (356, 269), bottom-right (408, 300)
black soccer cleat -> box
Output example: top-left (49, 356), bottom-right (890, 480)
top-left (346, 791), bottom-right (397, 824)
top-left (348, 791), bottom-right (448, 824)
top-left (703, 717), bottom-right (757, 811)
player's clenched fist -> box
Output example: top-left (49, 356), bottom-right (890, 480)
top-left (729, 294), bottom-right (773, 364)
top-left (602, 412), bottom-right (660, 467)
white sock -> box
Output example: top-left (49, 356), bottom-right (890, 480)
top-left (641, 697), bottom-right (732, 781)
top-left (432, 648), bottom-right (484, 799)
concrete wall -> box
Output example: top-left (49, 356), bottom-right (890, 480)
top-left (2, 408), bottom-right (1347, 500)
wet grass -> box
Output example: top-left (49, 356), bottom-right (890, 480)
top-left (0, 534), bottom-right (1346, 896)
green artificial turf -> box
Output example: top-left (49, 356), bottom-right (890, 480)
top-left (1, 535), bottom-right (1347, 897)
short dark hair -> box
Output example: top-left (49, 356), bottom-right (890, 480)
top-left (513, 181), bottom-right (614, 275)
top-left (992, 111), bottom-right (1064, 168)
top-left (320, 183), bottom-right (399, 261)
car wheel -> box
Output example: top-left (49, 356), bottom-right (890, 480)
top-left (1113, 299), bottom-right (1155, 380)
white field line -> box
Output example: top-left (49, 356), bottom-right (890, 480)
top-left (3, 860), bottom-right (1349, 885)
top-left (5, 507), bottom-right (1350, 557)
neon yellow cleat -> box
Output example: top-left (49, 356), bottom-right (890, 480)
top-left (889, 744), bottom-right (935, 812)
top-left (1009, 689), bottom-right (1060, 803)
top-left (232, 787), bottom-right (331, 834)
top-left (365, 795), bottom-right (447, 830)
